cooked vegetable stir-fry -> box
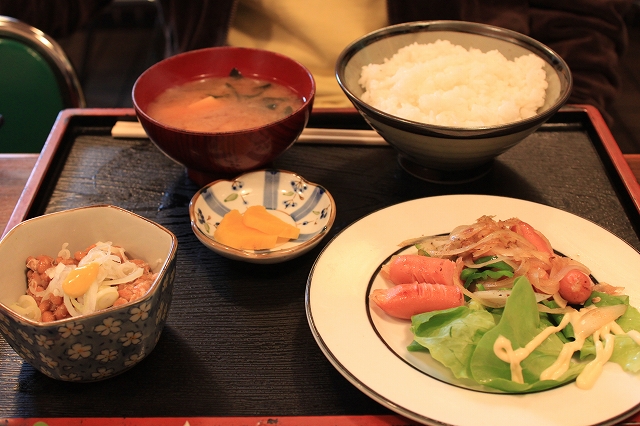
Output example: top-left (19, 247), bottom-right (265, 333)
top-left (370, 216), bottom-right (640, 392)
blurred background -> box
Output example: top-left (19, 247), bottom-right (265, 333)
top-left (55, 0), bottom-right (640, 154)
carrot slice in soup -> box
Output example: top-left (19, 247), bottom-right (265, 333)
top-left (188, 96), bottom-right (223, 111)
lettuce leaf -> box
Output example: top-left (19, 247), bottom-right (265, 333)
top-left (469, 277), bottom-right (583, 392)
top-left (409, 303), bottom-right (495, 379)
top-left (408, 277), bottom-right (640, 393)
top-left (580, 291), bottom-right (640, 373)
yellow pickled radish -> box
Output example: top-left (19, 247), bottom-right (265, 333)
top-left (62, 262), bottom-right (100, 298)
top-left (242, 205), bottom-right (300, 239)
top-left (214, 207), bottom-right (300, 250)
top-left (214, 209), bottom-right (279, 250)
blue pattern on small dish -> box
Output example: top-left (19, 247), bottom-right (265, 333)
top-left (189, 169), bottom-right (336, 264)
top-left (263, 169), bottom-right (281, 209)
top-left (290, 186), bottom-right (327, 223)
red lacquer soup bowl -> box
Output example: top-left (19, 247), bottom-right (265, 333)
top-left (132, 46), bottom-right (315, 185)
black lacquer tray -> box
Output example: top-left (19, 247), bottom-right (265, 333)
top-left (1, 106), bottom-right (639, 422)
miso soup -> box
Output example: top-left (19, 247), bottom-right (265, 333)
top-left (146, 69), bottom-right (304, 132)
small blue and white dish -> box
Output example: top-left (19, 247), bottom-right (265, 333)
top-left (189, 169), bottom-right (336, 263)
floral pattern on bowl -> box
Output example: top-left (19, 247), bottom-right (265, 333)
top-left (189, 169), bottom-right (336, 263)
top-left (0, 205), bottom-right (178, 382)
top-left (0, 265), bottom-right (175, 381)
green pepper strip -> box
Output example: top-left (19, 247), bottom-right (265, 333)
top-left (461, 256), bottom-right (514, 288)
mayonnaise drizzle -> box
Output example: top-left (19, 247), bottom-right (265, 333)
top-left (494, 304), bottom-right (632, 389)
top-left (575, 329), bottom-right (615, 389)
top-left (494, 314), bottom-right (571, 383)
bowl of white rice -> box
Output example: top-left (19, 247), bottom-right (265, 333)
top-left (336, 20), bottom-right (572, 183)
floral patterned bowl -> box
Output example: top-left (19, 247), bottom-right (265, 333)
top-left (0, 205), bottom-right (178, 382)
top-left (189, 169), bottom-right (336, 263)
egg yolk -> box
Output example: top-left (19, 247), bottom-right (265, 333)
top-left (62, 262), bottom-right (100, 298)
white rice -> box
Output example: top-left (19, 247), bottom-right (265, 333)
top-left (358, 40), bottom-right (548, 127)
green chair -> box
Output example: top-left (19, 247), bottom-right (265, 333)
top-left (0, 15), bottom-right (85, 153)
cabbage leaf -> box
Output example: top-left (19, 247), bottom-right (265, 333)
top-left (409, 303), bottom-right (496, 379)
top-left (408, 277), bottom-right (586, 393)
top-left (468, 277), bottom-right (583, 392)
top-left (580, 291), bottom-right (640, 373)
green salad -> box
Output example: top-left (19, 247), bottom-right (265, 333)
top-left (407, 277), bottom-right (640, 392)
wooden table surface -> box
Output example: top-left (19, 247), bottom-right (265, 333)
top-left (2, 153), bottom-right (640, 237)
top-left (0, 153), bottom-right (38, 234)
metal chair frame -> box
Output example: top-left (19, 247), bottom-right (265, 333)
top-left (0, 15), bottom-right (86, 109)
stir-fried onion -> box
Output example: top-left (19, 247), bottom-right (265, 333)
top-left (415, 216), bottom-right (595, 307)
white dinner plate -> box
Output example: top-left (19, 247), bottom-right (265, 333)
top-left (305, 194), bottom-right (640, 426)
